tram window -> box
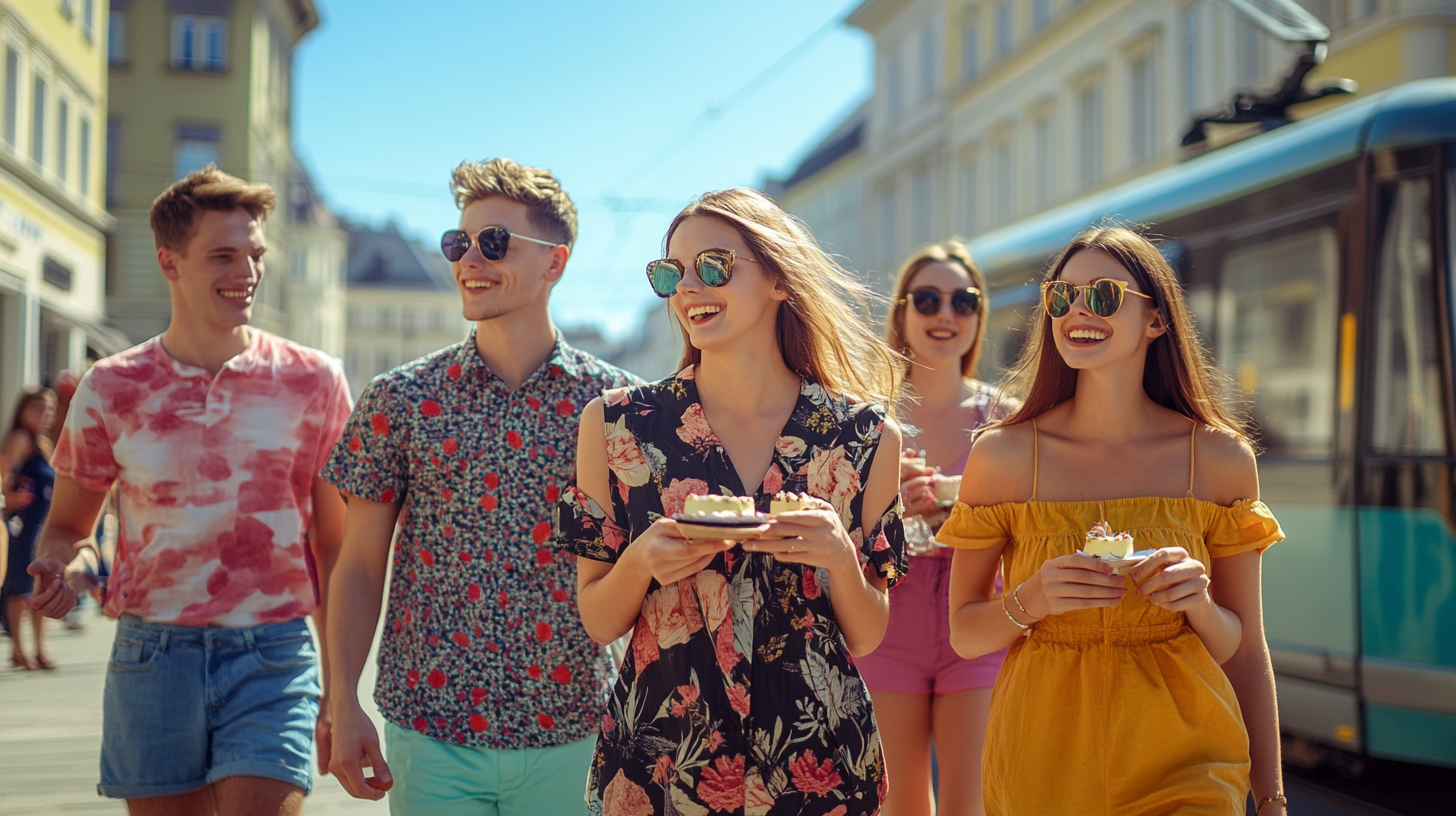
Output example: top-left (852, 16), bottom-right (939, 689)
top-left (1370, 178), bottom-right (1446, 456)
top-left (1216, 228), bottom-right (1339, 458)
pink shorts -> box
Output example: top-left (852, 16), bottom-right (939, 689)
top-left (856, 550), bottom-right (1007, 694)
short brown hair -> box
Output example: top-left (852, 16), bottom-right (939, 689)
top-left (450, 158), bottom-right (578, 250)
top-left (886, 239), bottom-right (990, 379)
top-left (149, 165), bottom-right (276, 252)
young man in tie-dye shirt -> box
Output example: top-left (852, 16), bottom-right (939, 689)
top-left (29, 167), bottom-right (351, 813)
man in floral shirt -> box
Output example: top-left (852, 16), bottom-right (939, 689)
top-left (323, 158), bottom-right (640, 813)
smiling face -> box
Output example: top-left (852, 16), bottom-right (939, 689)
top-left (454, 196), bottom-right (566, 322)
top-left (665, 215), bottom-right (785, 354)
top-left (160, 208), bottom-right (266, 332)
top-left (19, 394), bottom-right (56, 435)
top-left (1049, 248), bottom-right (1165, 370)
top-left (901, 260), bottom-right (981, 371)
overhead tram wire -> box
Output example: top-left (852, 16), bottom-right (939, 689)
top-left (601, 12), bottom-right (846, 203)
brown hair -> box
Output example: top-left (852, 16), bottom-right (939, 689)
top-left (450, 158), bottom-right (578, 250)
top-left (885, 239), bottom-right (990, 379)
top-left (149, 165), bottom-right (277, 252)
top-left (8, 386), bottom-right (56, 459)
top-left (989, 227), bottom-right (1249, 442)
top-left (665, 189), bottom-right (904, 408)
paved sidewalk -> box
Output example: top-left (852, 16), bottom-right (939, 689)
top-left (0, 609), bottom-right (387, 815)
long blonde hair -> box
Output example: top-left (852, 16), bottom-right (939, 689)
top-left (988, 227), bottom-right (1249, 442)
top-left (885, 239), bottom-right (990, 379)
top-left (665, 189), bottom-right (904, 408)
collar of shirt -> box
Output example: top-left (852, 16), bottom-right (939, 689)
top-left (149, 329), bottom-right (263, 380)
top-left (453, 327), bottom-right (581, 391)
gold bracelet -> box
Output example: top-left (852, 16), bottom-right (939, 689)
top-left (1012, 582), bottom-right (1040, 621)
top-left (1256, 793), bottom-right (1287, 812)
top-left (1000, 596), bottom-right (1031, 631)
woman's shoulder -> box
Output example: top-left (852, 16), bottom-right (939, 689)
top-left (1193, 424), bottom-right (1259, 504)
top-left (960, 423), bottom-right (1035, 504)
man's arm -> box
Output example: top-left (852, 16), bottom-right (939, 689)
top-left (29, 476), bottom-right (109, 618)
top-left (326, 493), bottom-right (399, 799)
top-left (309, 476), bottom-right (347, 771)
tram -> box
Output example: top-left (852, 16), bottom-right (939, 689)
top-left (967, 77), bottom-right (1456, 771)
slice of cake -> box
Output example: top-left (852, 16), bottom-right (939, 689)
top-left (932, 476), bottom-right (960, 504)
top-left (769, 492), bottom-right (816, 516)
top-left (682, 494), bottom-right (759, 523)
top-left (1083, 520), bottom-right (1135, 560)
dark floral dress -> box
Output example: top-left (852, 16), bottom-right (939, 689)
top-left (555, 367), bottom-right (907, 816)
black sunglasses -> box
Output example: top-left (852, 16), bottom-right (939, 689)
top-left (440, 226), bottom-right (560, 262)
top-left (645, 248), bottom-right (759, 298)
top-left (903, 287), bottom-right (982, 316)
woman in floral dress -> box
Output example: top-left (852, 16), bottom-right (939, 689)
top-left (557, 188), bottom-right (907, 816)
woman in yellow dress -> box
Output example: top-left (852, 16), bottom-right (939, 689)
top-left (941, 227), bottom-right (1286, 816)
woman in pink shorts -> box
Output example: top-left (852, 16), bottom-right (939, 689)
top-left (861, 240), bottom-right (1006, 816)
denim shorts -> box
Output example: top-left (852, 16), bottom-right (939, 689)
top-left (98, 614), bottom-right (320, 799)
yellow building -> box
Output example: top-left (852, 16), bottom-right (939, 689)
top-left (105, 0), bottom-right (344, 355)
top-left (775, 0), bottom-right (1456, 292)
top-left (0, 0), bottom-right (127, 415)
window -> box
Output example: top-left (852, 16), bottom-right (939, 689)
top-left (57, 99), bottom-right (68, 182)
top-left (1217, 227), bottom-right (1340, 457)
top-left (173, 124), bottom-right (219, 179)
top-left (172, 15), bottom-right (227, 71)
top-left (4, 48), bottom-right (18, 147)
top-left (1032, 113), bottom-right (1054, 210)
top-left (1370, 179), bottom-right (1446, 455)
top-left (911, 167), bottom-right (933, 246)
top-left (1076, 83), bottom-right (1103, 188)
top-left (79, 116), bottom-right (91, 194)
top-left (960, 14), bottom-right (980, 83)
top-left (1129, 53), bottom-right (1157, 165)
top-left (83, 0), bottom-right (96, 42)
top-left (31, 76), bottom-right (46, 165)
top-left (994, 2), bottom-right (1013, 60)
top-left (105, 116), bottom-right (120, 207)
top-left (918, 21), bottom-right (937, 103)
top-left (993, 137), bottom-right (1013, 225)
top-left (959, 155), bottom-right (979, 236)
top-left (108, 11), bottom-right (126, 65)
top-left (1033, 0), bottom-right (1052, 31)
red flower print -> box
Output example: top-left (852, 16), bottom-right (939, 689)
top-left (551, 665), bottom-right (572, 684)
top-left (498, 590), bottom-right (510, 609)
top-left (536, 622), bottom-right (553, 642)
top-left (507, 430), bottom-right (524, 449)
top-left (413, 716), bottom-right (428, 732)
top-left (551, 588), bottom-right (568, 602)
top-left (604, 520), bottom-right (627, 553)
top-left (485, 473), bottom-right (500, 489)
top-left (370, 413), bottom-right (391, 436)
top-left (676, 403), bottom-right (718, 449)
top-left (420, 399), bottom-right (443, 417)
top-left (715, 618), bottom-right (742, 675)
top-left (535, 548), bottom-right (553, 565)
top-left (450, 632), bottom-right (470, 648)
top-left (802, 566), bottom-right (821, 600)
top-left (531, 522), bottom-right (552, 544)
top-left (789, 749), bottom-right (842, 796)
top-left (556, 399), bottom-right (575, 416)
top-left (537, 713), bottom-right (555, 729)
top-left (470, 687), bottom-right (486, 705)
top-left (347, 436), bottom-right (361, 453)
top-left (709, 730), bottom-right (725, 751)
top-left (442, 487), bottom-right (454, 502)
top-left (762, 463), bottom-right (784, 495)
top-left (479, 495), bottom-right (498, 511)
top-left (604, 415), bottom-right (652, 486)
top-left (444, 525), bottom-right (456, 539)
top-left (808, 448), bottom-right (861, 522)
top-left (653, 754), bottom-right (675, 786)
top-left (670, 684), bottom-right (700, 717)
top-left (641, 583), bottom-right (705, 653)
top-left (427, 669), bottom-right (447, 689)
top-left (660, 477), bottom-right (711, 518)
top-left (545, 485), bottom-right (560, 503)
top-left (727, 683), bottom-right (750, 716)
top-left (406, 669), bottom-right (420, 689)
top-left (442, 438), bottom-right (458, 455)
top-left (527, 665), bottom-right (542, 680)
top-left (446, 362), bottom-right (462, 380)
top-left (696, 754), bottom-right (746, 812)
top-left (873, 531), bottom-right (890, 551)
top-left (469, 713), bottom-right (488, 733)
top-left (527, 396), bottom-right (541, 410)
top-left (468, 583), bottom-right (481, 601)
top-left (603, 713), bottom-right (615, 733)
top-left (381, 487), bottom-right (396, 503)
top-left (631, 615), bottom-right (660, 670)
top-left (604, 769), bottom-right (653, 816)
top-left (828, 807), bottom-right (848, 816)
top-left (419, 549), bottom-right (435, 567)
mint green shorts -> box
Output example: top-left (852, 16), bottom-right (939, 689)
top-left (383, 722), bottom-right (593, 816)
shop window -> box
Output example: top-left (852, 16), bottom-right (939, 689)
top-left (173, 124), bottom-right (219, 179)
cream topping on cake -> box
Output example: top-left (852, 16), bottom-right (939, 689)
top-left (682, 493), bottom-right (759, 522)
top-left (769, 492), bottom-right (816, 516)
top-left (1083, 520), bottom-right (1135, 560)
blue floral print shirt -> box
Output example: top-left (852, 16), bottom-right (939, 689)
top-left (323, 330), bottom-right (641, 749)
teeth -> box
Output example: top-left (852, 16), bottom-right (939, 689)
top-left (928, 330), bottom-right (955, 339)
top-left (464, 280), bottom-right (497, 289)
top-left (687, 305), bottom-right (722, 319)
top-left (1069, 329), bottom-right (1109, 340)
top-left (218, 289), bottom-right (251, 299)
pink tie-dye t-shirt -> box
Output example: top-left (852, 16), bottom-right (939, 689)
top-left (53, 331), bottom-right (352, 627)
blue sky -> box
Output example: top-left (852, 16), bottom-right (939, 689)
top-left (294, 0), bottom-right (872, 339)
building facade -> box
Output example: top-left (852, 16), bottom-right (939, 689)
top-left (342, 221), bottom-right (470, 396)
top-left (0, 0), bottom-right (127, 416)
top-left (104, 0), bottom-right (343, 352)
top-left (775, 0), bottom-right (1456, 303)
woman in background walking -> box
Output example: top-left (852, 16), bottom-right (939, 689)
top-left (3, 387), bottom-right (58, 669)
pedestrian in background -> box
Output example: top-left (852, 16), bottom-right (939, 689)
top-left (560, 188), bottom-right (907, 815)
top-left (324, 158), bottom-right (640, 814)
top-left (3, 387), bottom-right (57, 670)
top-left (861, 241), bottom-right (1004, 816)
top-left (942, 227), bottom-right (1286, 815)
top-left (28, 166), bottom-right (351, 814)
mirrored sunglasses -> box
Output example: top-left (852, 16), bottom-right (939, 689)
top-left (645, 248), bottom-right (758, 298)
top-left (441, 226), bottom-right (559, 263)
top-left (1041, 278), bottom-right (1155, 319)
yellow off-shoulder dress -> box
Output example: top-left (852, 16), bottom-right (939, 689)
top-left (938, 426), bottom-right (1284, 816)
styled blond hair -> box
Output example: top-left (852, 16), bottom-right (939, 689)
top-left (664, 188), bottom-right (904, 409)
top-left (149, 165), bottom-right (276, 252)
top-left (450, 158), bottom-right (578, 250)
top-left (885, 239), bottom-right (990, 379)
